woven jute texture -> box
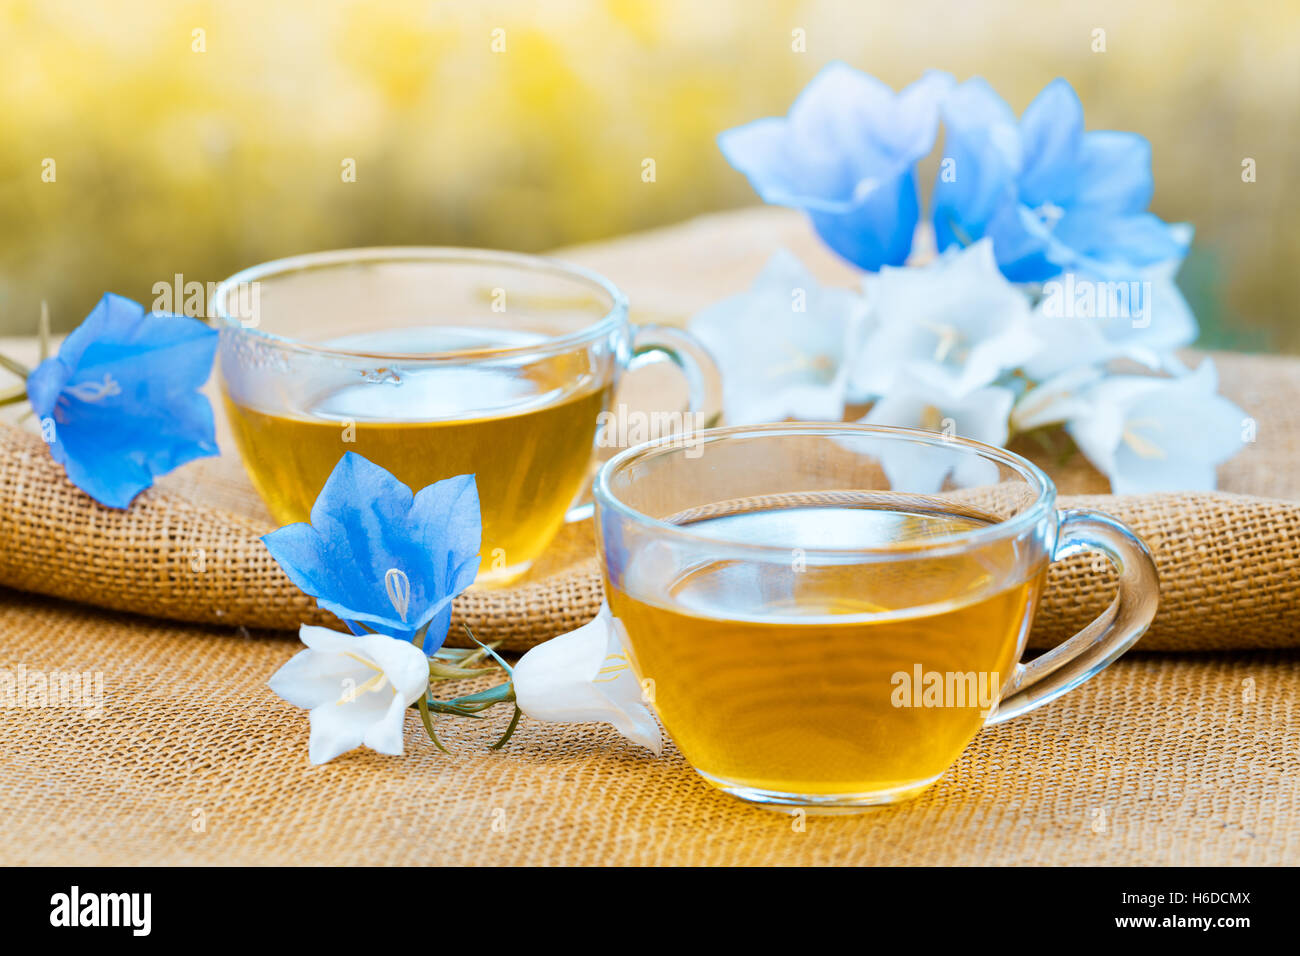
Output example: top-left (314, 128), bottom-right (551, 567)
top-left (0, 589), bottom-right (1295, 866)
top-left (1, 347), bottom-right (1299, 652)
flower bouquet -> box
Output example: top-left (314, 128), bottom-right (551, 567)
top-left (696, 63), bottom-right (1248, 493)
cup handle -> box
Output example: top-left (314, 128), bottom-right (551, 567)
top-left (987, 508), bottom-right (1160, 725)
top-left (565, 324), bottom-right (723, 523)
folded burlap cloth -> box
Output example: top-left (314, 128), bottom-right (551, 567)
top-left (1, 343), bottom-right (1298, 652)
top-left (2, 210), bottom-right (1299, 866)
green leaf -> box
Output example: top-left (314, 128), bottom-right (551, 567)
top-left (444, 680), bottom-right (515, 711)
top-left (462, 623), bottom-right (512, 677)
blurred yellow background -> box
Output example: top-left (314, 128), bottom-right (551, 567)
top-left (1, 0), bottom-right (1296, 349)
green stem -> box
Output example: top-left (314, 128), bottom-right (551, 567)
top-left (416, 693), bottom-right (450, 753)
top-left (433, 642), bottom-right (500, 665)
top-left (490, 705), bottom-right (523, 750)
top-left (450, 639), bottom-right (502, 668)
top-left (0, 386), bottom-right (28, 407)
top-left (0, 353), bottom-right (30, 381)
top-left (424, 697), bottom-right (486, 718)
top-left (428, 658), bottom-right (499, 680)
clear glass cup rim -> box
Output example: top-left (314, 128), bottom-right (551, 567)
top-left (593, 422), bottom-right (1059, 562)
top-left (209, 246), bottom-right (630, 363)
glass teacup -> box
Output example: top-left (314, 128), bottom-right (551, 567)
top-left (594, 423), bottom-right (1159, 811)
top-left (212, 248), bottom-right (719, 586)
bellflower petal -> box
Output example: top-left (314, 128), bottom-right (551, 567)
top-left (688, 250), bottom-right (868, 425)
top-left (935, 77), bottom-right (1186, 281)
top-left (861, 382), bottom-right (1014, 492)
top-left (931, 79), bottom-right (1021, 253)
top-left (1024, 249), bottom-right (1198, 380)
top-left (1073, 131), bottom-right (1154, 214)
top-left (1065, 360), bottom-right (1247, 493)
top-left (25, 292), bottom-right (219, 508)
top-left (1016, 78), bottom-right (1084, 208)
top-left (1049, 210), bottom-right (1189, 277)
top-left (807, 172), bottom-right (921, 273)
top-left (1010, 365), bottom-right (1106, 432)
top-left (850, 239), bottom-right (1039, 400)
top-left (262, 453), bottom-right (481, 652)
top-left (512, 604), bottom-right (662, 755)
top-left (720, 63), bottom-right (953, 269)
top-left (269, 625), bottom-right (430, 765)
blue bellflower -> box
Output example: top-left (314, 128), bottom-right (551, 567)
top-left (25, 292), bottom-right (220, 508)
top-left (719, 62), bottom-right (953, 270)
top-left (932, 77), bottom-right (1187, 281)
top-left (262, 453), bottom-right (481, 654)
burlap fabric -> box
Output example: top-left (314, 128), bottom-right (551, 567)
top-left (1, 347), bottom-right (1298, 652)
top-left (1, 589), bottom-right (1295, 865)
top-left (2, 208), bottom-right (1298, 865)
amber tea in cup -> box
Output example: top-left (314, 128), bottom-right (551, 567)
top-left (213, 249), bottom-right (719, 585)
top-left (222, 332), bottom-right (609, 581)
top-left (595, 424), bottom-right (1159, 811)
